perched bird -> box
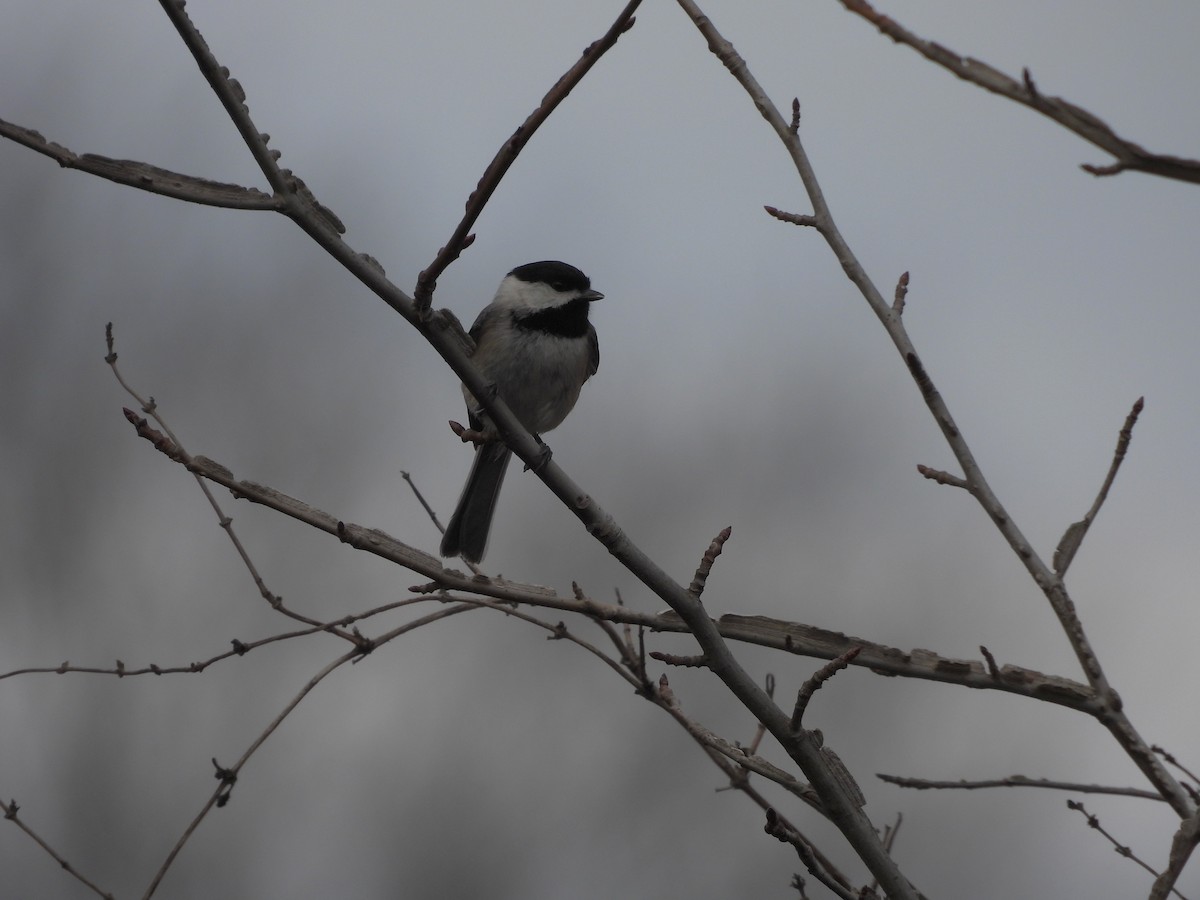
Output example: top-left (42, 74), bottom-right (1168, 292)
top-left (440, 261), bottom-right (602, 563)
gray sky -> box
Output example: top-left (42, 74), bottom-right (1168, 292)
top-left (2, 1), bottom-right (1199, 897)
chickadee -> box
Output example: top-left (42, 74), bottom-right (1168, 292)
top-left (439, 261), bottom-right (603, 563)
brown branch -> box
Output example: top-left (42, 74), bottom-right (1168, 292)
top-left (1053, 397), bottom-right (1144, 576)
top-left (0, 596), bottom-right (443, 683)
top-left (688, 526), bottom-right (732, 598)
top-left (837, 0), bottom-right (1200, 185)
top-left (878, 774), bottom-right (1165, 802)
top-left (0, 798), bottom-right (113, 899)
top-left (413, 0), bottom-right (643, 311)
top-left (108, 327), bottom-right (358, 642)
top-left (790, 646), bottom-right (862, 729)
top-left (121, 430), bottom-right (1109, 714)
top-left (673, 0), bottom-right (1191, 820)
top-left (0, 118), bottom-right (278, 210)
top-left (141, 602), bottom-right (480, 898)
top-left (1152, 813), bottom-right (1200, 900)
top-left (1066, 800), bottom-right (1190, 899)
top-left (764, 808), bottom-right (859, 900)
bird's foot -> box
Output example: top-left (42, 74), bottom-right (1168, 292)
top-left (449, 420), bottom-right (490, 446)
top-left (524, 437), bottom-right (553, 472)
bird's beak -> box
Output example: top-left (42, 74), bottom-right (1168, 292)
top-left (584, 289), bottom-right (604, 302)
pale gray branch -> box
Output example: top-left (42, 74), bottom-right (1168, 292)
top-left (837, 0), bottom-right (1200, 185)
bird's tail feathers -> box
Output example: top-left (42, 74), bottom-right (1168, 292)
top-left (439, 443), bottom-right (511, 564)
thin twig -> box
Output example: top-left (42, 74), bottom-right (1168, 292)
top-left (107, 326), bottom-right (357, 642)
top-left (688, 526), bottom-right (732, 598)
top-left (790, 647), bottom-right (862, 730)
top-left (1154, 746), bottom-right (1200, 788)
top-left (1066, 800), bottom-right (1190, 900)
top-left (879, 774), bottom-right (1165, 801)
top-left (0, 798), bottom-right (113, 899)
top-left (141, 602), bottom-right (481, 898)
top-left (1053, 397), bottom-right (1144, 575)
top-left (0, 596), bottom-right (441, 682)
top-left (400, 468), bottom-right (484, 576)
top-left (764, 808), bottom-right (859, 900)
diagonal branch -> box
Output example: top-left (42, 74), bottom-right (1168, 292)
top-left (141, 602), bottom-right (480, 898)
top-left (878, 773), bottom-right (1166, 802)
top-left (672, 0), bottom-right (1192, 821)
top-left (413, 0), bottom-right (642, 310)
top-left (1, 799), bottom-right (112, 899)
top-left (0, 117), bottom-right (278, 210)
top-left (837, 0), bottom-right (1200, 185)
top-left (118, 419), bottom-right (1111, 715)
top-left (1053, 397), bottom-right (1144, 576)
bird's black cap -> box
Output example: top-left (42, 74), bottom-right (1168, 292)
top-left (509, 260), bottom-right (592, 293)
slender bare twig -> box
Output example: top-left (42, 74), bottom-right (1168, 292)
top-left (764, 808), bottom-right (860, 900)
top-left (413, 0), bottom-right (643, 310)
top-left (1053, 397), bottom-right (1144, 576)
top-left (1066, 800), bottom-right (1191, 900)
top-left (1154, 747), bottom-right (1200, 788)
top-left (688, 526), bottom-right (732, 598)
top-left (443, 601), bottom-right (839, 864)
top-left (400, 468), bottom-right (484, 576)
top-left (916, 464), bottom-right (970, 490)
top-left (141, 602), bottom-right (480, 898)
top-left (878, 774), bottom-right (1165, 802)
top-left (790, 647), bottom-right (861, 730)
top-left (0, 596), bottom-right (440, 682)
top-left (107, 327), bottom-right (357, 642)
top-left (836, 0), bottom-right (1200, 185)
top-left (0, 798), bottom-right (113, 899)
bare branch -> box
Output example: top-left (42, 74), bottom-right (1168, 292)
top-left (673, 0), bottom-right (1191, 819)
top-left (116, 423), bottom-right (1111, 720)
top-left (878, 774), bottom-right (1165, 802)
top-left (108, 329), bottom-right (358, 640)
top-left (688, 525), bottom-right (732, 598)
top-left (0, 798), bottom-right (113, 899)
top-left (790, 646), bottom-right (862, 730)
top-left (1154, 747), bottom-right (1200, 789)
top-left (836, 0), bottom-right (1200, 185)
top-left (141, 602), bottom-right (480, 897)
top-left (413, 1), bottom-right (643, 310)
top-left (916, 464), bottom-right (969, 490)
top-left (764, 808), bottom-right (860, 900)
top-left (1066, 800), bottom-right (1190, 900)
top-left (1152, 812), bottom-right (1200, 900)
top-left (649, 650), bottom-right (709, 668)
top-left (892, 271), bottom-right (910, 315)
top-left (0, 117), bottom-right (277, 210)
top-left (1054, 397), bottom-right (1145, 576)
top-left (764, 205), bottom-right (817, 227)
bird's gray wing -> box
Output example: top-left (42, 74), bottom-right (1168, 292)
top-left (587, 323), bottom-right (599, 378)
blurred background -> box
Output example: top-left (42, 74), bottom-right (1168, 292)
top-left (2, 1), bottom-right (1199, 897)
